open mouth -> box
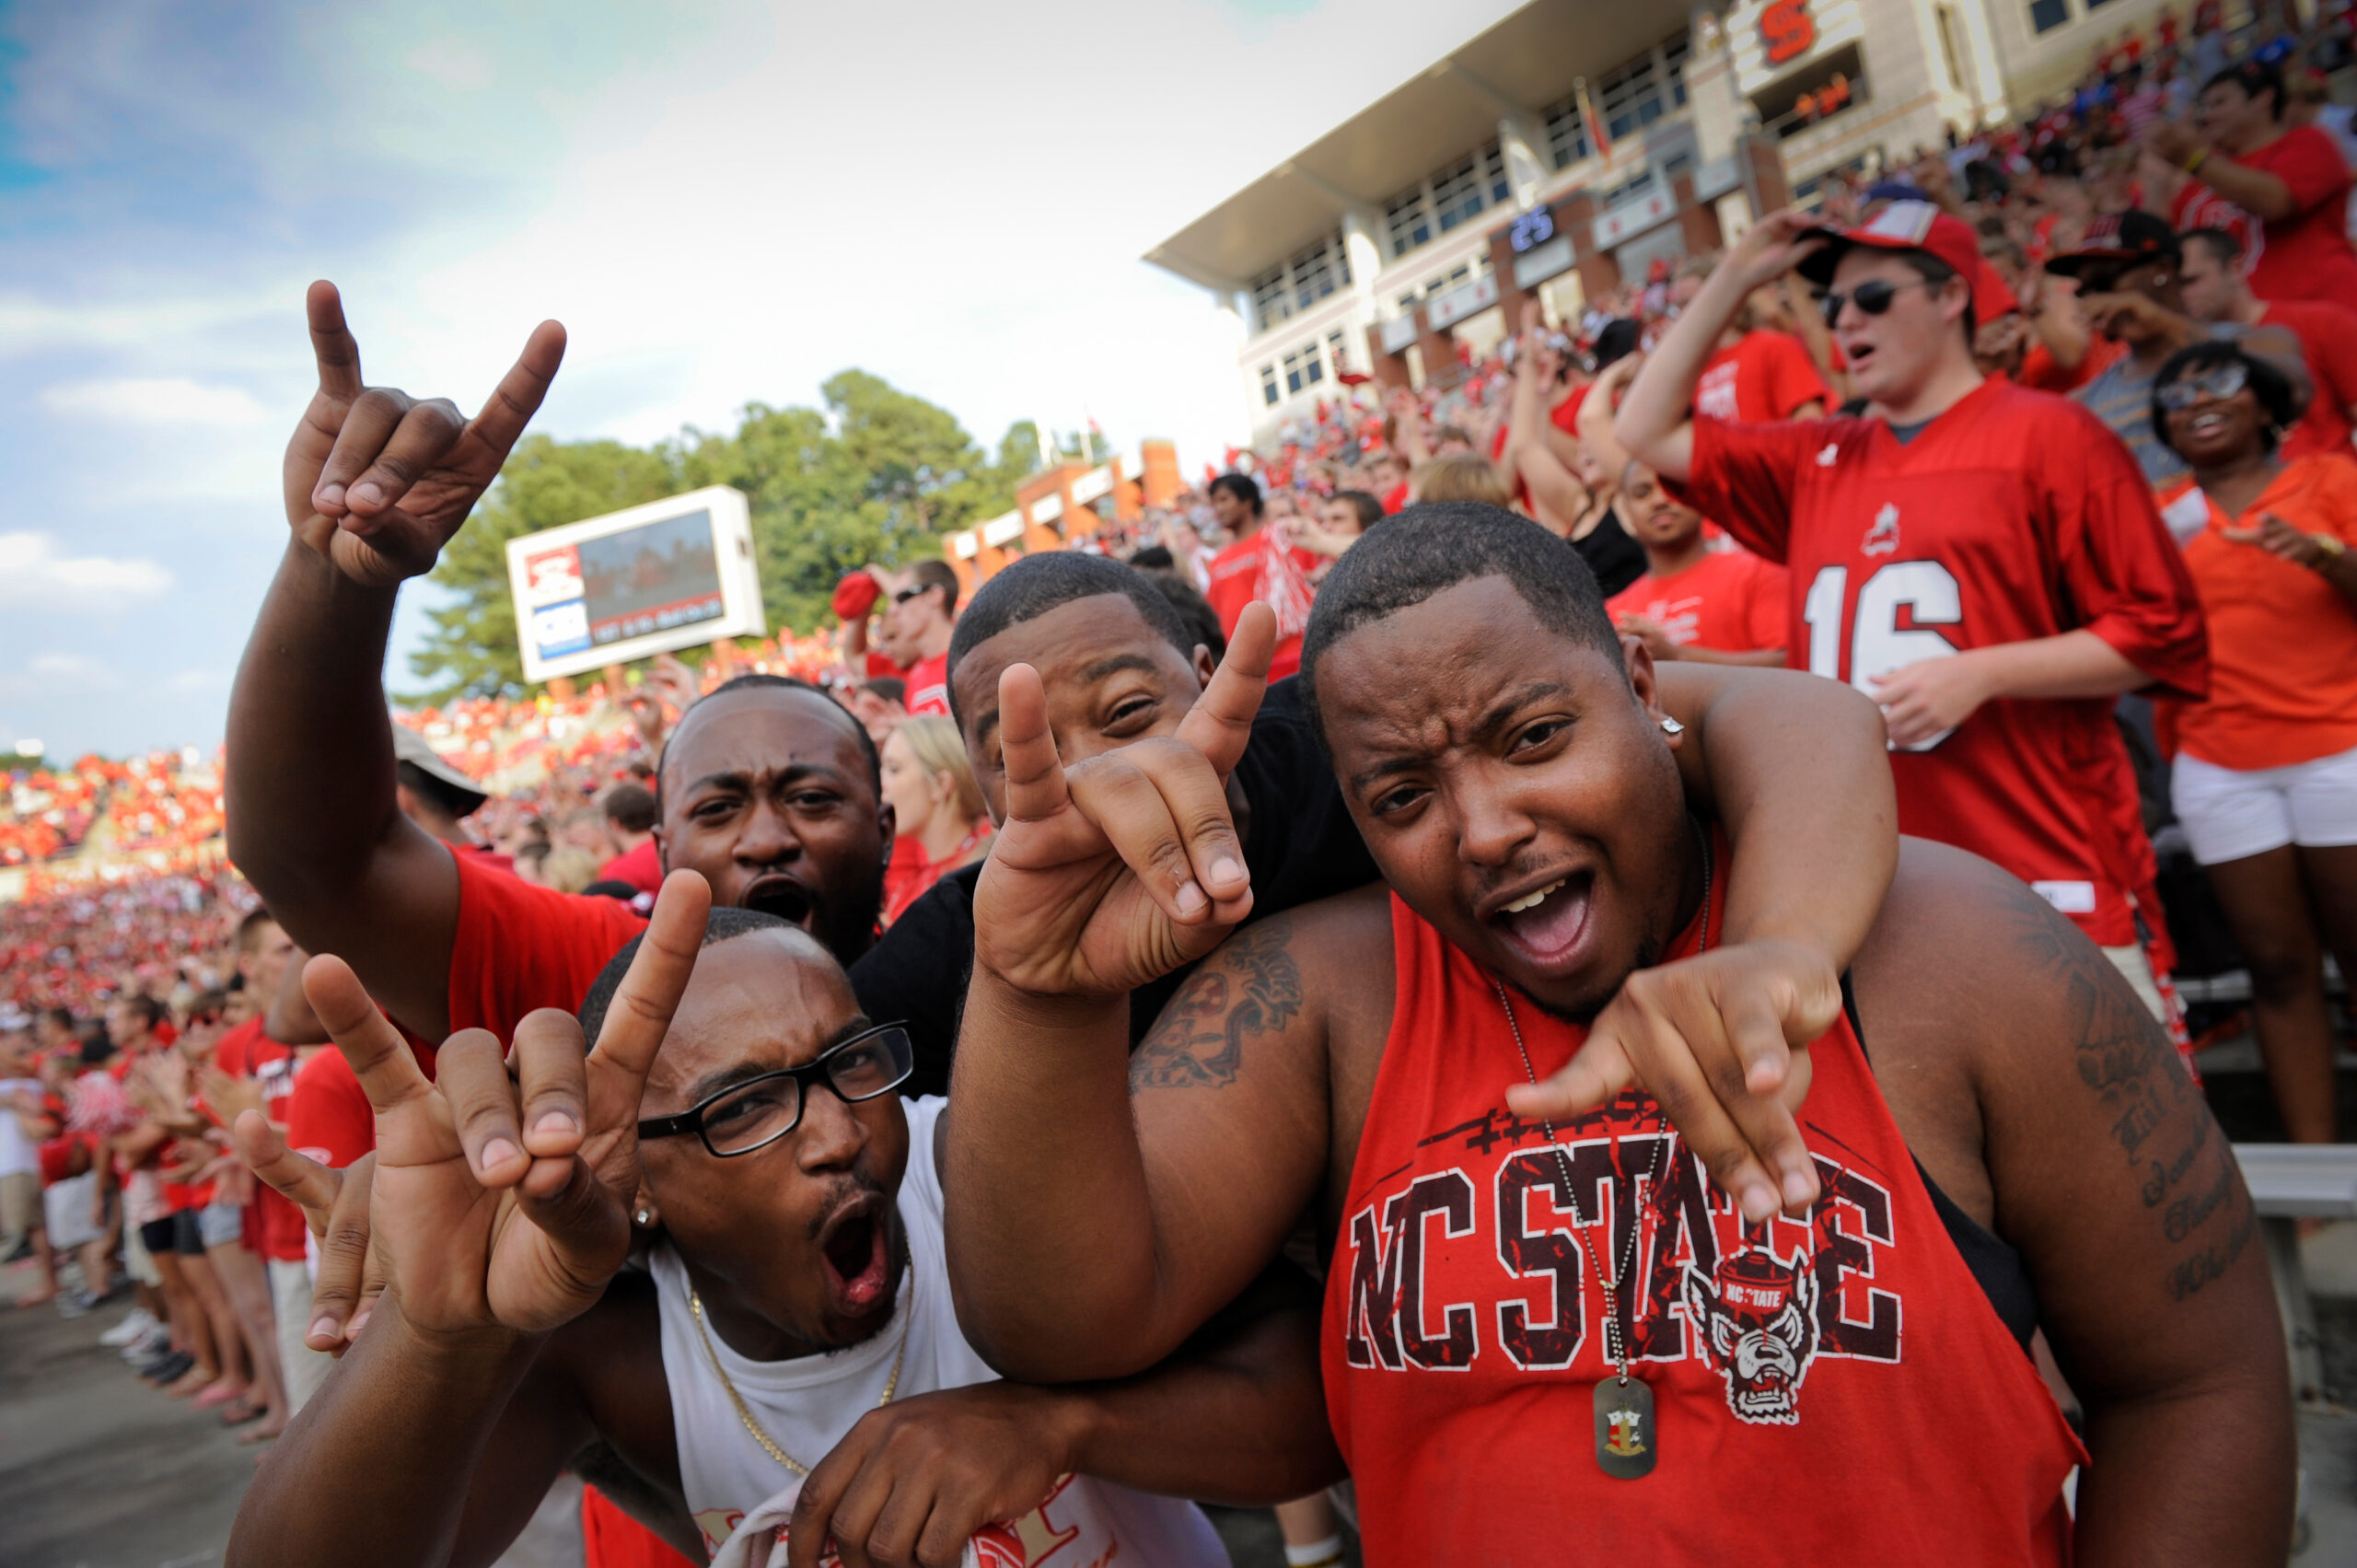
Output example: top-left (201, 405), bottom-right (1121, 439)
top-left (818, 1200), bottom-right (892, 1317)
top-left (741, 876), bottom-right (816, 930)
top-left (1487, 870), bottom-right (1597, 974)
top-left (2185, 411), bottom-right (2228, 439)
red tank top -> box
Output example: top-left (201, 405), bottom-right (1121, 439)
top-left (1323, 884), bottom-right (2084, 1564)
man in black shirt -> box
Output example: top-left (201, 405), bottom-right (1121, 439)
top-left (850, 553), bottom-right (1376, 1091)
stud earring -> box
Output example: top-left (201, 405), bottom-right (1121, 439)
top-left (1660, 716), bottom-right (1686, 736)
top-left (634, 1209), bottom-right (652, 1227)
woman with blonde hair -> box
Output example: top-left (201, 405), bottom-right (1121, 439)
top-left (1409, 450), bottom-right (1516, 508)
top-left (880, 714), bottom-right (993, 924)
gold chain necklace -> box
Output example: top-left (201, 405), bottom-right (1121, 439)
top-left (687, 1276), bottom-right (912, 1476)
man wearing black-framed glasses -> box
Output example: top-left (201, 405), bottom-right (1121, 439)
top-left (230, 878), bottom-right (1320, 1568)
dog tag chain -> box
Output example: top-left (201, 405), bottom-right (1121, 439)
top-left (1490, 819), bottom-right (1710, 1480)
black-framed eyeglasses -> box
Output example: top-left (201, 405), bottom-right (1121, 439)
top-left (2157, 361), bottom-right (2250, 411)
top-left (1820, 276), bottom-right (1933, 328)
top-left (637, 1024), bottom-right (914, 1157)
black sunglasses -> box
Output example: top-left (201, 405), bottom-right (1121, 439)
top-left (636, 1023), bottom-right (915, 1157)
top-left (1820, 276), bottom-right (1933, 328)
top-left (891, 586), bottom-right (930, 604)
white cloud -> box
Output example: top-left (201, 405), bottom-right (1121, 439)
top-left (41, 377), bottom-right (271, 427)
top-left (405, 38), bottom-right (494, 91)
top-left (163, 668), bottom-right (226, 693)
top-left (28, 653), bottom-right (123, 690)
top-left (0, 533), bottom-right (172, 608)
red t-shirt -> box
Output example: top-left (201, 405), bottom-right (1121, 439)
top-left (1692, 331), bottom-right (1832, 424)
top-left (447, 845), bottom-right (647, 1044)
top-left (598, 838), bottom-right (664, 895)
top-left (2169, 180), bottom-right (2253, 259)
top-left (1382, 482), bottom-right (1411, 516)
top-left (2227, 126), bottom-right (2357, 305)
top-left (2259, 298), bottom-right (2357, 461)
top-left (1669, 378), bottom-right (2209, 947)
top-left (215, 1016), bottom-right (313, 1262)
top-left (1605, 549), bottom-right (1791, 655)
top-left (1203, 531), bottom-right (1319, 680)
top-left (1550, 382), bottom-right (1592, 436)
top-left (286, 1044), bottom-right (383, 1174)
top-left (902, 650), bottom-right (951, 718)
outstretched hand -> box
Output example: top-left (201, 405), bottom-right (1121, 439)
top-left (290, 870), bottom-right (708, 1342)
top-left (972, 604), bottom-right (1275, 999)
top-left (283, 281), bottom-right (566, 587)
top-left (1505, 937), bottom-right (1838, 1222)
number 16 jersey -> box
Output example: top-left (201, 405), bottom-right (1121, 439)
top-left (1671, 377), bottom-right (2208, 947)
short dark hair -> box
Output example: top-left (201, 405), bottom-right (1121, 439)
top-left (1299, 503), bottom-right (1621, 745)
top-left (396, 761), bottom-right (482, 821)
top-left (1141, 571), bottom-right (1225, 666)
top-left (601, 783), bottom-right (658, 834)
top-left (2150, 340), bottom-right (2299, 458)
top-left (945, 552), bottom-right (1198, 725)
top-left (2181, 226), bottom-right (2244, 268)
top-left (904, 559), bottom-right (960, 615)
top-left (578, 906), bottom-right (798, 1046)
top-left (1208, 471), bottom-right (1263, 516)
top-left (657, 674), bottom-right (880, 799)
top-left (860, 677), bottom-right (907, 707)
top-left (2205, 60), bottom-right (2284, 121)
top-left (184, 990), bottom-right (230, 1024)
top-left (1328, 490), bottom-right (1386, 530)
top-left (235, 908), bottom-right (281, 956)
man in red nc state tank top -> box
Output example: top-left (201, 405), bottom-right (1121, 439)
top-left (945, 505), bottom-right (2293, 1565)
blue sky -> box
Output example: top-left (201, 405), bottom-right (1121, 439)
top-left (0, 0), bottom-right (1519, 758)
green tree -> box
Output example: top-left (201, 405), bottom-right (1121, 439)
top-left (403, 377), bottom-right (1031, 701)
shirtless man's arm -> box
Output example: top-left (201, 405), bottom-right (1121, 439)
top-left (226, 285), bottom-right (565, 1039)
top-left (1857, 842), bottom-right (2293, 1565)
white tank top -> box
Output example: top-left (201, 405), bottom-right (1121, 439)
top-left (652, 1096), bottom-right (1230, 1565)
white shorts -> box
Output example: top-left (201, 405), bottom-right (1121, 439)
top-left (271, 1257), bottom-right (334, 1413)
top-left (2172, 745), bottom-right (2357, 865)
top-left (43, 1171), bottom-right (102, 1252)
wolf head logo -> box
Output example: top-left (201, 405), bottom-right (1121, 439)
top-left (1680, 1244), bottom-right (1822, 1425)
top-left (1862, 504), bottom-right (1901, 557)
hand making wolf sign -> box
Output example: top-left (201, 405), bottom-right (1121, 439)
top-left (283, 281), bottom-right (566, 587)
top-left (240, 872), bottom-right (710, 1342)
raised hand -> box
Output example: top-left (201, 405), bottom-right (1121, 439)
top-left (1727, 208), bottom-right (1831, 294)
top-left (1505, 938), bottom-right (1838, 1223)
top-left (297, 870), bottom-right (707, 1341)
top-left (972, 605), bottom-right (1275, 999)
top-left (283, 281), bottom-right (566, 587)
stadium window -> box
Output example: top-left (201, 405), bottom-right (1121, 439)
top-left (1260, 365), bottom-right (1280, 406)
top-left (1662, 29), bottom-right (1691, 107)
top-left (1483, 140), bottom-right (1510, 205)
top-left (1249, 264), bottom-right (1293, 332)
top-left (1598, 53), bottom-right (1664, 140)
top-left (1387, 187), bottom-right (1434, 257)
top-left (1284, 350), bottom-right (1305, 395)
top-left (1431, 154), bottom-right (1486, 233)
top-left (2028, 0), bottom-right (2070, 31)
top-left (1329, 330), bottom-right (1350, 372)
top-left (1397, 291), bottom-right (1420, 313)
top-left (1545, 95), bottom-right (1592, 168)
top-left (1302, 341), bottom-right (1325, 385)
top-left (1291, 236), bottom-right (1341, 310)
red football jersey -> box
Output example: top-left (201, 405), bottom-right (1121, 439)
top-left (1671, 378), bottom-right (2207, 947)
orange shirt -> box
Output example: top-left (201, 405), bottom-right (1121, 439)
top-left (2161, 455), bottom-right (2357, 770)
top-left (1605, 548), bottom-right (1790, 655)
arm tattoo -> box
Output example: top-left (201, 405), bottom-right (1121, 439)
top-left (1130, 919), bottom-right (1303, 1092)
top-left (2005, 892), bottom-right (2254, 1298)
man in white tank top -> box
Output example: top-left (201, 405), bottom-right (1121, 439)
top-left (227, 876), bottom-right (1330, 1567)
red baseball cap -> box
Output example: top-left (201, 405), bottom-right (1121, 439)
top-left (1794, 200), bottom-right (1983, 289)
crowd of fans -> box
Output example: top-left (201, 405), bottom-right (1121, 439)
top-left (3, 6), bottom-right (2353, 1564)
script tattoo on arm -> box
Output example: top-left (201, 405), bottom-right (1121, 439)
top-left (2005, 891), bottom-right (2255, 1300)
top-left (1130, 919), bottom-right (1304, 1092)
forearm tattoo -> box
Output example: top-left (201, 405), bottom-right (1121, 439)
top-left (2006, 891), bottom-right (2255, 1300)
top-left (1130, 919), bottom-right (1303, 1092)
